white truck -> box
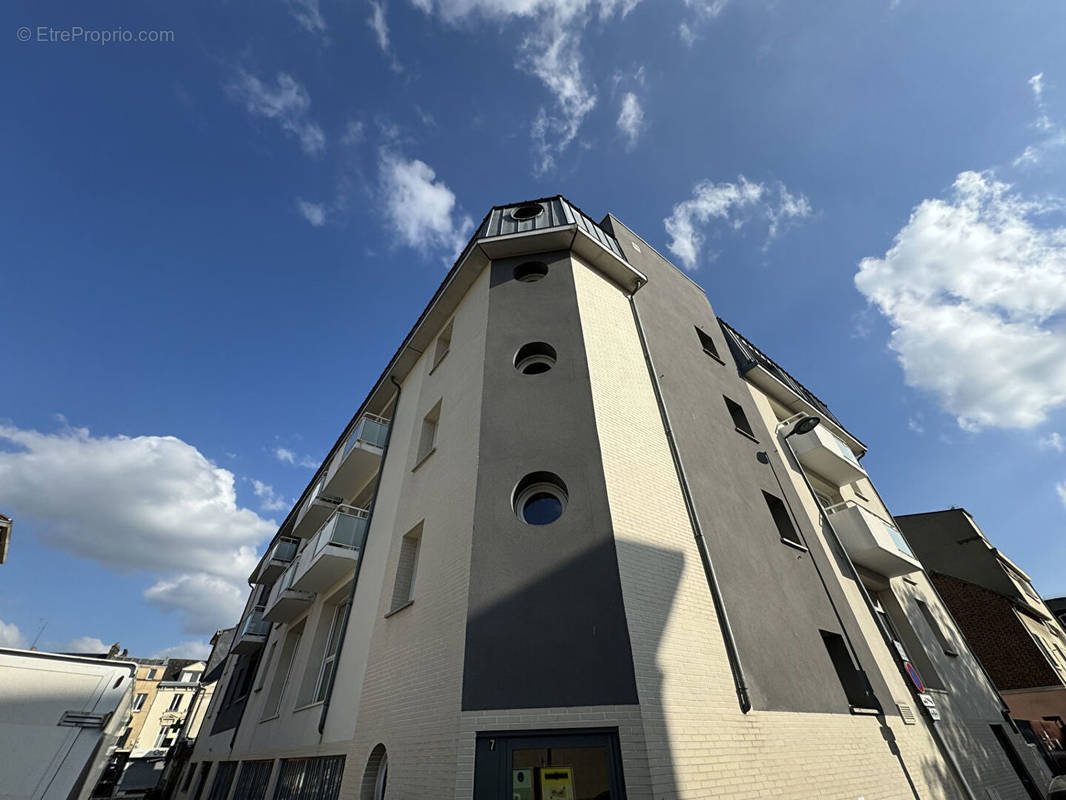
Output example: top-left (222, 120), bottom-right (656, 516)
top-left (0, 648), bottom-right (135, 800)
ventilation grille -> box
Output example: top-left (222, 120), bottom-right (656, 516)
top-left (58, 710), bottom-right (109, 728)
top-left (896, 703), bottom-right (916, 725)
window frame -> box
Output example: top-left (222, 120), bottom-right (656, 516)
top-left (695, 325), bottom-right (723, 363)
top-left (723, 396), bottom-right (756, 440)
top-left (314, 601), bottom-right (349, 703)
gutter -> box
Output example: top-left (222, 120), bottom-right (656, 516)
top-left (778, 432), bottom-right (981, 800)
top-left (318, 375), bottom-right (402, 736)
top-left (627, 285), bottom-right (751, 713)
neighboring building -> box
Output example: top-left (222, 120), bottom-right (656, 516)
top-left (0, 513), bottom-right (11, 563)
top-left (157, 632), bottom-right (231, 800)
top-left (179, 197), bottom-right (1050, 800)
top-left (1049, 598), bottom-right (1066, 631)
top-left (112, 659), bottom-right (205, 796)
top-left (899, 508), bottom-right (1066, 770)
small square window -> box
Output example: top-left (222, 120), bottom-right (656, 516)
top-left (389, 523), bottom-right (423, 615)
top-left (695, 326), bottom-right (722, 361)
top-left (724, 397), bottom-right (755, 438)
top-left (763, 491), bottom-right (803, 548)
top-left (430, 320), bottom-right (453, 372)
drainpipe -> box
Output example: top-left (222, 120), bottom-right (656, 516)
top-left (627, 285), bottom-right (751, 713)
top-left (778, 427), bottom-right (980, 800)
top-left (318, 376), bottom-right (401, 736)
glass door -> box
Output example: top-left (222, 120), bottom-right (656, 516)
top-left (474, 730), bottom-right (626, 800)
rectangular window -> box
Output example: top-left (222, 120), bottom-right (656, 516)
top-left (695, 325), bottom-right (721, 361)
top-left (763, 491), bottom-right (803, 548)
top-left (389, 522), bottom-right (423, 614)
top-left (431, 319), bottom-right (453, 371)
top-left (724, 396), bottom-right (755, 438)
top-left (232, 761), bottom-right (274, 800)
top-left (147, 668), bottom-right (158, 680)
top-left (256, 642), bottom-right (277, 692)
top-left (181, 763), bottom-right (198, 792)
top-left (916, 599), bottom-right (959, 656)
top-left (272, 756), bottom-right (345, 800)
top-left (205, 762), bottom-right (237, 800)
top-left (416, 401), bottom-right (441, 465)
top-left (263, 625), bottom-right (302, 719)
top-left (821, 630), bottom-right (876, 709)
top-left (314, 601), bottom-right (349, 703)
top-left (133, 693), bottom-right (148, 711)
top-left (169, 693), bottom-right (183, 712)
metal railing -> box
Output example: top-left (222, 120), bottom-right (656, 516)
top-left (241, 606), bottom-right (270, 637)
top-left (341, 414), bottom-right (390, 457)
top-left (310, 508), bottom-right (368, 559)
top-left (268, 536), bottom-right (298, 564)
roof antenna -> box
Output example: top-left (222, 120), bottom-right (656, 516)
top-left (30, 619), bottom-right (47, 650)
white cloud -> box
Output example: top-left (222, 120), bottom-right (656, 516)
top-left (146, 574), bottom-right (246, 636)
top-left (342, 120), bottom-right (366, 146)
top-left (251, 479), bottom-right (290, 512)
top-left (617, 92), bottom-right (645, 150)
top-left (272, 446), bottom-right (317, 468)
top-left (410, 0), bottom-right (643, 174)
top-left (287, 0), bottom-right (328, 35)
top-left (664, 176), bottom-right (813, 269)
top-left (1014, 72), bottom-right (1066, 168)
top-left (379, 151), bottom-right (473, 259)
top-left (907, 417), bottom-right (925, 435)
top-left (369, 0), bottom-right (390, 52)
top-left (856, 171), bottom-right (1066, 431)
top-left (64, 636), bottom-right (109, 654)
top-left (296, 199), bottom-right (327, 227)
top-left (1040, 432), bottom-right (1066, 452)
top-left (0, 619), bottom-right (27, 649)
top-left (0, 423), bottom-right (274, 636)
top-left (678, 0), bottom-right (728, 44)
top-left (227, 70), bottom-right (326, 157)
top-left (1057, 481), bottom-right (1066, 509)
top-left (153, 641), bottom-right (213, 661)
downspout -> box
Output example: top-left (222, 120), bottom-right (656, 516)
top-left (318, 375), bottom-right (402, 736)
top-left (627, 284), bottom-right (751, 713)
top-left (779, 431), bottom-right (981, 800)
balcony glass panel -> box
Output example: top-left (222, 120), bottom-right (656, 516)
top-left (883, 522), bottom-right (915, 557)
top-left (312, 509), bottom-right (368, 557)
top-left (343, 414), bottom-right (390, 456)
top-left (242, 606), bottom-right (270, 637)
top-left (270, 537), bottom-right (298, 563)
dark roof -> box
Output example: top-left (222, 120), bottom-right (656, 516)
top-left (717, 319), bottom-right (849, 434)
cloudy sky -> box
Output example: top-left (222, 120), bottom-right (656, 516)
top-left (2, 0), bottom-right (1065, 658)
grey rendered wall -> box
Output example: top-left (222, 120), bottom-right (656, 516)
top-left (462, 250), bottom-right (639, 711)
top-left (601, 215), bottom-right (885, 714)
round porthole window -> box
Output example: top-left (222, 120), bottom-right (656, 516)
top-left (510, 203), bottom-right (544, 222)
top-left (513, 472), bottom-right (568, 526)
top-left (514, 342), bottom-right (557, 375)
top-left (514, 261), bottom-right (548, 282)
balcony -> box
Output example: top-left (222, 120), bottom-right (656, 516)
top-left (232, 606), bottom-right (270, 654)
top-left (255, 537), bottom-right (299, 585)
top-left (826, 502), bottom-right (922, 578)
top-left (263, 557), bottom-right (314, 623)
top-left (321, 414), bottom-right (390, 501)
top-left (791, 423), bottom-right (867, 487)
top-left (292, 480), bottom-right (344, 539)
top-left (291, 508), bottom-right (367, 593)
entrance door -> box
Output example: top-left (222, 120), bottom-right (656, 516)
top-left (473, 730), bottom-right (626, 800)
top-left (991, 724), bottom-right (1045, 800)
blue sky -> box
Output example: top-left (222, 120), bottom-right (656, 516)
top-left (2, 0), bottom-right (1065, 658)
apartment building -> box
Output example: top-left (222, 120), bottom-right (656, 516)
top-left (113, 659), bottom-right (206, 795)
top-left (898, 509), bottom-right (1066, 770)
top-left (179, 196), bottom-right (1051, 800)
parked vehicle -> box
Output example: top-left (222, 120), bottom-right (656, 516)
top-left (0, 648), bottom-right (135, 800)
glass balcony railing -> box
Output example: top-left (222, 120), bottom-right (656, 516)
top-left (311, 508), bottom-right (369, 558)
top-left (342, 414), bottom-right (390, 457)
top-left (241, 606), bottom-right (270, 638)
top-left (268, 537), bottom-right (298, 564)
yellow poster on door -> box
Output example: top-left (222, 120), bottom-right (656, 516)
top-left (539, 766), bottom-right (575, 800)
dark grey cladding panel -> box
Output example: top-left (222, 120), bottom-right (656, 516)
top-left (462, 250), bottom-right (638, 711)
top-left (479, 197), bottom-right (627, 262)
top-left (600, 214), bottom-right (894, 715)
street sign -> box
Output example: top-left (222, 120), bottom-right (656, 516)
top-left (904, 661), bottom-right (925, 693)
